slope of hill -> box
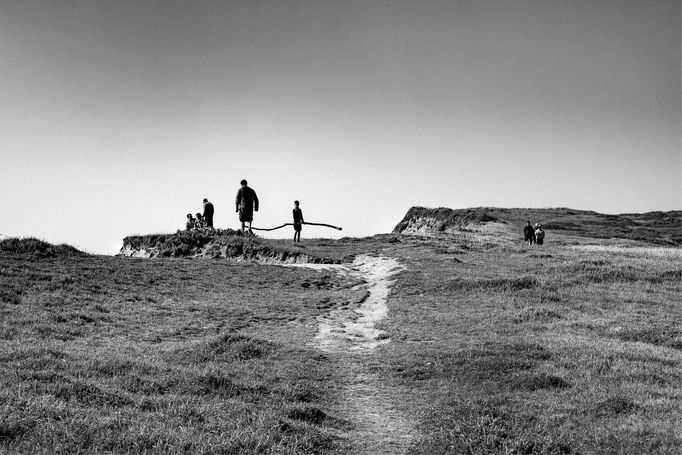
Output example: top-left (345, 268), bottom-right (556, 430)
top-left (1, 224), bottom-right (680, 453)
top-left (393, 206), bottom-right (681, 246)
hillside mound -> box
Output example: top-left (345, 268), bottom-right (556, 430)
top-left (0, 237), bottom-right (85, 258)
top-left (393, 207), bottom-right (502, 234)
top-left (118, 229), bottom-right (342, 263)
top-left (393, 207), bottom-right (681, 246)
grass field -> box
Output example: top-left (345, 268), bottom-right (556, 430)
top-left (1, 217), bottom-right (680, 454)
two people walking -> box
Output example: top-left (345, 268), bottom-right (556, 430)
top-left (524, 221), bottom-right (545, 245)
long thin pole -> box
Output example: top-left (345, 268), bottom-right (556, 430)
top-left (250, 222), bottom-right (342, 232)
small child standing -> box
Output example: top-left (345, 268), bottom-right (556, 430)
top-left (292, 200), bottom-right (304, 242)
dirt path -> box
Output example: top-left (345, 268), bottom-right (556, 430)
top-left (290, 255), bottom-right (416, 454)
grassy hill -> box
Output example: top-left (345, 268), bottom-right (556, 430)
top-left (393, 206), bottom-right (681, 246)
top-left (1, 215), bottom-right (680, 454)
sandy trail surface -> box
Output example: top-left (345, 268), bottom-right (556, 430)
top-left (289, 255), bottom-right (416, 454)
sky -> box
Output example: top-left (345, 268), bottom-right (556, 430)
top-left (1, 0), bottom-right (679, 254)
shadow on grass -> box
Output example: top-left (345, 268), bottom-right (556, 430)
top-left (413, 399), bottom-right (574, 454)
top-left (386, 342), bottom-right (553, 387)
top-left (610, 327), bottom-right (682, 350)
top-left (172, 333), bottom-right (273, 364)
top-left (594, 397), bottom-right (637, 417)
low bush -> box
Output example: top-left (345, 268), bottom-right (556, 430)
top-left (0, 237), bottom-right (84, 257)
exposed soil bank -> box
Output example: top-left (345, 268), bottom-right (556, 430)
top-left (118, 230), bottom-right (343, 263)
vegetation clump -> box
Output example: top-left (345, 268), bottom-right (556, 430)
top-left (393, 206), bottom-right (502, 233)
top-left (0, 237), bottom-right (84, 257)
top-left (119, 229), bottom-right (341, 263)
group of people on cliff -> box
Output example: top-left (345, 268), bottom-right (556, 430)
top-left (185, 198), bottom-right (215, 231)
top-left (524, 222), bottom-right (545, 245)
top-left (184, 179), bottom-right (305, 242)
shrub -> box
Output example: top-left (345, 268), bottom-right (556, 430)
top-left (0, 237), bottom-right (84, 257)
top-left (0, 288), bottom-right (21, 305)
top-left (595, 397), bottom-right (637, 416)
top-left (515, 373), bottom-right (571, 391)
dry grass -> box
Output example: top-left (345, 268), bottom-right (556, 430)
top-left (1, 226), bottom-right (680, 454)
top-left (375, 232), bottom-right (681, 454)
top-left (0, 244), bottom-right (363, 454)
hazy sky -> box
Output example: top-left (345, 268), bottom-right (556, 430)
top-left (1, 0), bottom-right (680, 254)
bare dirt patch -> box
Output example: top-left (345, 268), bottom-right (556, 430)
top-left (289, 255), bottom-right (416, 454)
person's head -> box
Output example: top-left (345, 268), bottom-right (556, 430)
top-left (527, 221), bottom-right (531, 226)
top-left (294, 200), bottom-right (299, 207)
top-left (240, 179), bottom-right (247, 186)
top-left (196, 213), bottom-right (202, 219)
top-left (187, 213), bottom-right (193, 219)
top-left (203, 198), bottom-right (208, 203)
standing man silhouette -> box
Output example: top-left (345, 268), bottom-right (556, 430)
top-left (202, 198), bottom-right (214, 228)
top-left (235, 179), bottom-right (259, 232)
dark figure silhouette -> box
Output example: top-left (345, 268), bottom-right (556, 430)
top-left (524, 221), bottom-right (535, 244)
top-left (185, 213), bottom-right (196, 230)
top-left (203, 198), bottom-right (214, 227)
top-left (293, 200), bottom-right (304, 242)
top-left (235, 179), bottom-right (259, 232)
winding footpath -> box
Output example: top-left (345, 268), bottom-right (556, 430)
top-left (291, 255), bottom-right (416, 454)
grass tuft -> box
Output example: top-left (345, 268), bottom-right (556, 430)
top-left (594, 397), bottom-right (637, 416)
top-left (287, 407), bottom-right (328, 424)
top-left (414, 400), bottom-right (574, 454)
top-left (0, 288), bottom-right (21, 305)
top-left (514, 373), bottom-right (571, 391)
top-left (0, 420), bottom-right (35, 443)
top-left (611, 326), bottom-right (681, 350)
top-left (0, 237), bottom-right (84, 257)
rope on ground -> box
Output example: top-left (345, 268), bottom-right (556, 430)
top-left (250, 222), bottom-right (342, 232)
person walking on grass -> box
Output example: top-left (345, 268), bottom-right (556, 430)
top-left (235, 179), bottom-right (259, 232)
top-left (293, 200), bottom-right (304, 243)
top-left (535, 224), bottom-right (545, 246)
top-left (524, 221), bottom-right (535, 245)
top-left (202, 198), bottom-right (214, 228)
